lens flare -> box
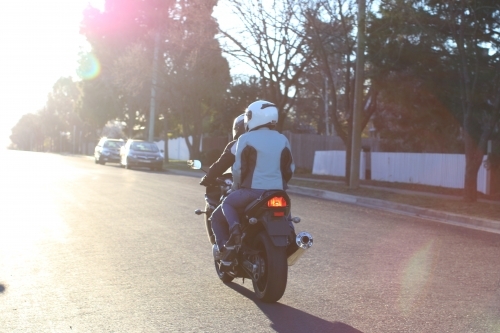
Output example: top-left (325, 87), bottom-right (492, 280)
top-left (77, 53), bottom-right (101, 80)
top-left (399, 240), bottom-right (435, 315)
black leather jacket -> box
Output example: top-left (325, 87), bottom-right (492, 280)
top-left (203, 140), bottom-right (236, 183)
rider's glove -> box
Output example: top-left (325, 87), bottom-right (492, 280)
top-left (199, 175), bottom-right (213, 187)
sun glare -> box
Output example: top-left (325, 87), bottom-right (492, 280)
top-left (0, 0), bottom-right (104, 147)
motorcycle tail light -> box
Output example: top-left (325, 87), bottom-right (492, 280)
top-left (267, 196), bottom-right (287, 207)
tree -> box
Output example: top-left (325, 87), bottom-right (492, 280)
top-left (294, 65), bottom-right (329, 134)
top-left (9, 114), bottom-right (44, 151)
top-left (80, 0), bottom-right (230, 159)
top-left (165, 0), bottom-right (230, 159)
top-left (209, 76), bottom-right (265, 137)
top-left (218, 0), bottom-right (313, 131)
top-left (366, 2), bottom-right (463, 153)
top-left (79, 0), bottom-right (175, 139)
top-left (438, 0), bottom-right (500, 201)
top-left (76, 71), bottom-right (124, 133)
top-left (367, 0), bottom-right (500, 201)
top-left (304, 0), bottom-right (378, 180)
top-left (372, 71), bottom-right (463, 153)
top-left (41, 78), bottom-right (83, 152)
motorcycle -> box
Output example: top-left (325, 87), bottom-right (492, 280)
top-left (189, 159), bottom-right (313, 303)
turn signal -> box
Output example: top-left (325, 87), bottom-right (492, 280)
top-left (267, 196), bottom-right (287, 207)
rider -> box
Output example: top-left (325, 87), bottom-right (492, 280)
top-left (199, 114), bottom-right (244, 245)
top-left (214, 100), bottom-right (295, 255)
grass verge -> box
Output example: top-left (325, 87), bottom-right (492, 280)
top-left (166, 160), bottom-right (500, 221)
top-left (289, 178), bottom-right (500, 221)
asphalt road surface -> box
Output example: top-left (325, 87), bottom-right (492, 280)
top-left (1, 150), bottom-right (499, 333)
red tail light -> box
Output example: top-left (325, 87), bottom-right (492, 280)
top-left (267, 196), bottom-right (287, 207)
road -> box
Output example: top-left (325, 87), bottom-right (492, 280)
top-left (1, 150), bottom-right (499, 333)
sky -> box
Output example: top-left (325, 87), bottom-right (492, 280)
top-left (0, 0), bottom-right (246, 149)
top-left (0, 0), bottom-right (104, 149)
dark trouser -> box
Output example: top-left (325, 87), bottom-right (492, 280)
top-left (210, 205), bottom-right (229, 250)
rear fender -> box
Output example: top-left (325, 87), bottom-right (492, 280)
top-left (244, 190), bottom-right (292, 247)
top-left (242, 218), bottom-right (289, 247)
top-left (260, 214), bottom-right (289, 247)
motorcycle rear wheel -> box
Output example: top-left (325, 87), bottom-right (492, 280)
top-left (252, 231), bottom-right (288, 303)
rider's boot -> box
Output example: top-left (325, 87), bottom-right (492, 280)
top-left (212, 243), bottom-right (224, 261)
top-left (224, 224), bottom-right (242, 250)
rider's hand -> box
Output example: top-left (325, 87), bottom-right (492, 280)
top-left (199, 175), bottom-right (212, 187)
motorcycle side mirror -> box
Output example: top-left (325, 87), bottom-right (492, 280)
top-left (188, 160), bottom-right (202, 170)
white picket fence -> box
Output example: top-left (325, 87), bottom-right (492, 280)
top-left (154, 137), bottom-right (199, 161)
top-left (157, 138), bottom-right (489, 193)
top-left (312, 151), bottom-right (367, 180)
top-left (312, 151), bottom-right (488, 193)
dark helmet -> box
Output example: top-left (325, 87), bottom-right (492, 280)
top-left (233, 114), bottom-right (245, 140)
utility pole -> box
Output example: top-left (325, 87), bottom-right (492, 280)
top-left (349, 0), bottom-right (366, 189)
top-left (148, 32), bottom-right (160, 142)
top-left (324, 77), bottom-right (330, 136)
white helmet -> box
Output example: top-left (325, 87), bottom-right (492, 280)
top-left (244, 100), bottom-right (278, 131)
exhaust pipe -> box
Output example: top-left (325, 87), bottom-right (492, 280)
top-left (287, 231), bottom-right (313, 266)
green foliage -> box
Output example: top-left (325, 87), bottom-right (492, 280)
top-left (366, 0), bottom-right (500, 200)
top-left (366, 0), bottom-right (500, 154)
top-left (163, 0), bottom-right (230, 158)
top-left (43, 78), bottom-right (84, 148)
top-left (78, 0), bottom-right (229, 159)
top-left (207, 76), bottom-right (264, 137)
top-left (76, 78), bottom-right (120, 129)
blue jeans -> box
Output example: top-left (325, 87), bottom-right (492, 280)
top-left (222, 188), bottom-right (266, 231)
top-left (210, 205), bottom-right (229, 250)
top-left (211, 188), bottom-right (265, 249)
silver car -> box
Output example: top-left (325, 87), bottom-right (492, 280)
top-left (94, 138), bottom-right (124, 165)
top-left (120, 139), bottom-right (164, 171)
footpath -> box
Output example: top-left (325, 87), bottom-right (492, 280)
top-left (166, 167), bottom-right (500, 235)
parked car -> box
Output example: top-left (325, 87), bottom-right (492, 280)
top-left (94, 138), bottom-right (124, 165)
top-left (120, 139), bottom-right (164, 171)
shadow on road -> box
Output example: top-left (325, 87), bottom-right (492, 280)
top-left (226, 283), bottom-right (364, 333)
top-left (0, 284), bottom-right (5, 293)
